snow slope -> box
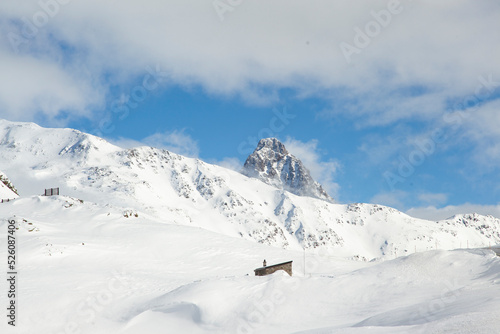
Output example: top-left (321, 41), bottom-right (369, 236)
top-left (0, 196), bottom-right (499, 333)
top-left (0, 119), bottom-right (499, 261)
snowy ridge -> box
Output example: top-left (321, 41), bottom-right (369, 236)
top-left (0, 119), bottom-right (120, 162)
top-left (242, 138), bottom-right (333, 202)
top-left (0, 119), bottom-right (499, 261)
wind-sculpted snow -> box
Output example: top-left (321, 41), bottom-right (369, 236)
top-left (2, 194), bottom-right (498, 334)
top-left (0, 119), bottom-right (500, 261)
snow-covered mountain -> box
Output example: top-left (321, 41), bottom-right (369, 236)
top-left (242, 138), bottom-right (333, 202)
top-left (1, 119), bottom-right (500, 333)
top-left (0, 119), bottom-right (499, 261)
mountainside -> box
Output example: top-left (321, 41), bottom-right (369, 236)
top-left (2, 195), bottom-right (500, 333)
top-left (0, 119), bottom-right (499, 261)
top-left (242, 138), bottom-right (333, 202)
top-left (0, 170), bottom-right (18, 200)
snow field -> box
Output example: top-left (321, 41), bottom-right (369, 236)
top-left (1, 196), bottom-right (499, 333)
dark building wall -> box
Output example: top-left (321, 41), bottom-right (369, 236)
top-left (255, 261), bottom-right (292, 276)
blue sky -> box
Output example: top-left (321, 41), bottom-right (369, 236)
top-left (1, 0), bottom-right (500, 219)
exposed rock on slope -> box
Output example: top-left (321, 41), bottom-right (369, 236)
top-left (0, 170), bottom-right (19, 199)
top-left (242, 138), bottom-right (333, 202)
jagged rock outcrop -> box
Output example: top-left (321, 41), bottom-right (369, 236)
top-left (0, 170), bottom-right (19, 198)
top-left (242, 138), bottom-right (333, 202)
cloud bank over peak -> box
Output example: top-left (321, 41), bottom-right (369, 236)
top-left (0, 0), bottom-right (498, 126)
top-left (110, 129), bottom-right (200, 158)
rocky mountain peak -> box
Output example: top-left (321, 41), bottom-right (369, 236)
top-left (255, 138), bottom-right (289, 155)
top-left (242, 138), bottom-right (334, 202)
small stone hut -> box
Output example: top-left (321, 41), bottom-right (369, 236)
top-left (254, 260), bottom-right (292, 276)
top-left (44, 188), bottom-right (59, 196)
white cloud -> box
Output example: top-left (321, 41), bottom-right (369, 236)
top-left (357, 126), bottom-right (415, 166)
top-left (107, 137), bottom-right (144, 150)
top-left (458, 99), bottom-right (500, 168)
top-left (0, 0), bottom-right (499, 129)
top-left (142, 130), bottom-right (199, 157)
top-left (283, 137), bottom-right (340, 199)
top-left (109, 129), bottom-right (199, 157)
top-left (0, 49), bottom-right (101, 124)
top-left (211, 157), bottom-right (243, 172)
top-left (406, 203), bottom-right (500, 221)
top-left (369, 190), bottom-right (409, 210)
top-left (368, 192), bottom-right (500, 221)
top-left (417, 193), bottom-right (448, 206)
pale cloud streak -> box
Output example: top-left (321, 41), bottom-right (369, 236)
top-left (370, 190), bottom-right (409, 210)
top-left (109, 129), bottom-right (200, 158)
top-left (406, 203), bottom-right (500, 221)
top-left (143, 130), bottom-right (200, 158)
top-left (210, 157), bottom-right (243, 172)
top-left (0, 49), bottom-right (100, 123)
top-left (417, 193), bottom-right (448, 206)
top-left (283, 137), bottom-right (340, 199)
